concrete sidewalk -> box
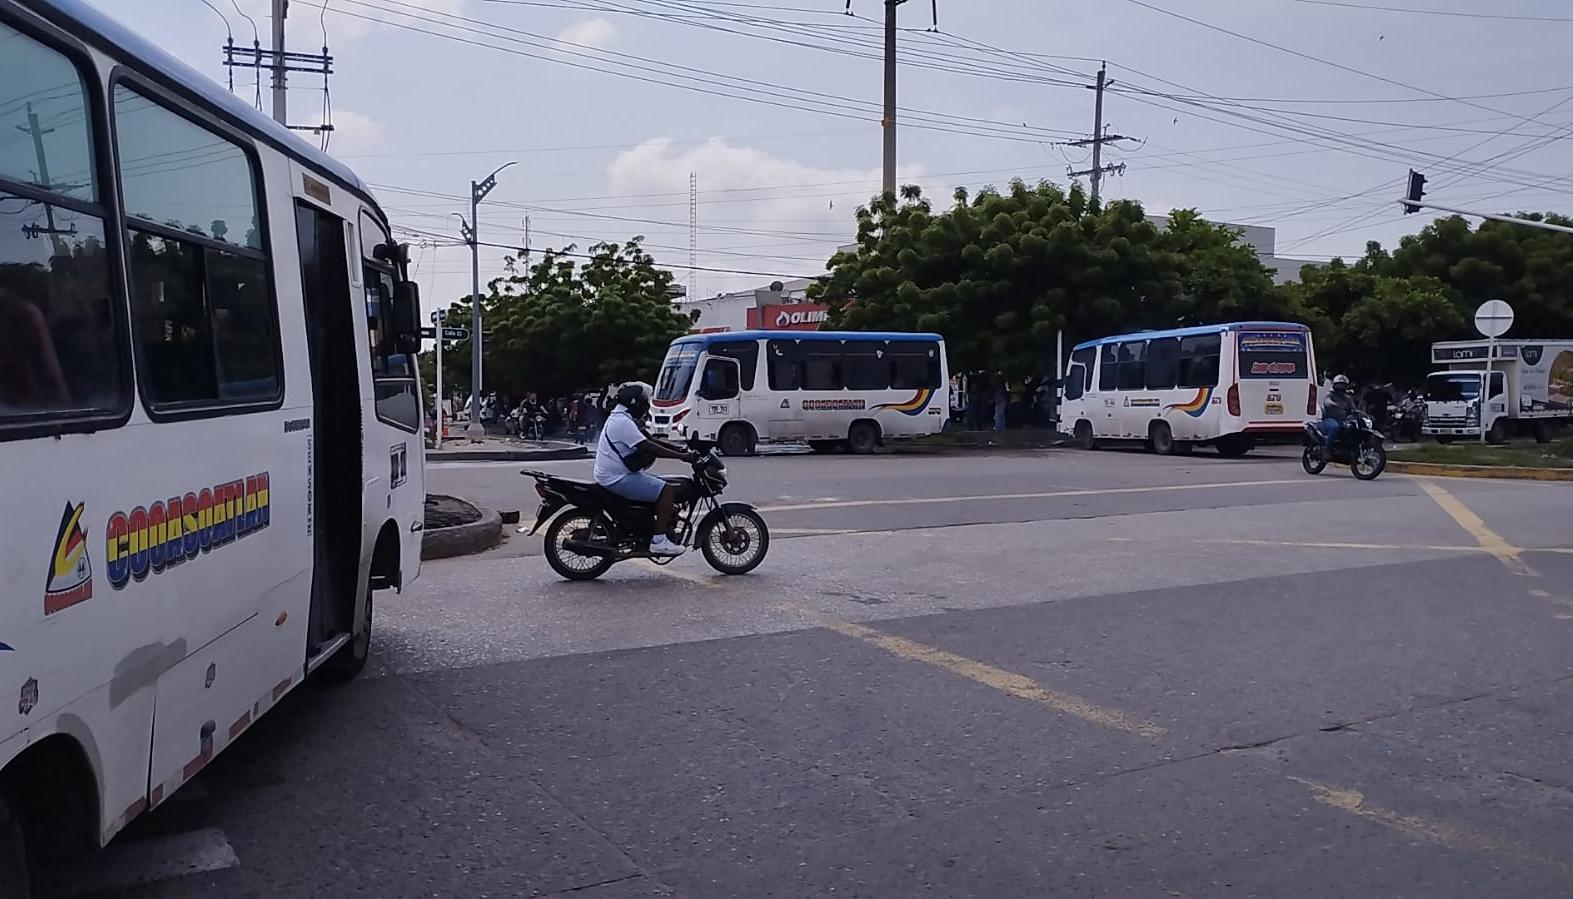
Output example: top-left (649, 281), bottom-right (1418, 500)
top-left (425, 436), bottom-right (589, 462)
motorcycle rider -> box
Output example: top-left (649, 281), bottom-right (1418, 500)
top-left (1321, 374), bottom-right (1358, 447)
top-left (595, 382), bottom-right (697, 556)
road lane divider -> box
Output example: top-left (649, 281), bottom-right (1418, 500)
top-left (822, 619), bottom-right (1167, 739)
top-left (1289, 776), bottom-right (1573, 879)
top-left (1416, 479), bottom-right (1535, 576)
top-left (756, 477), bottom-right (1331, 513)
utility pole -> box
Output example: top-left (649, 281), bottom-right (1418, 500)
top-left (270, 0), bottom-right (287, 126)
top-left (688, 172), bottom-right (698, 301)
top-left (460, 161), bottom-right (516, 438)
top-left (19, 103), bottom-right (73, 258)
top-left (881, 0), bottom-right (906, 197)
top-left (1066, 63), bottom-right (1132, 204)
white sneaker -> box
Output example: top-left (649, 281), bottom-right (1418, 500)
top-left (649, 535), bottom-right (686, 557)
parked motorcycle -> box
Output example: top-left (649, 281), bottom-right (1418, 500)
top-left (1303, 411), bottom-right (1387, 480)
top-left (521, 438), bottom-right (769, 580)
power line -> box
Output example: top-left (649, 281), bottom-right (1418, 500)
top-left (1282, 0), bottom-right (1573, 23)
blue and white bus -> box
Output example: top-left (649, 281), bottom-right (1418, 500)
top-left (649, 331), bottom-right (949, 455)
top-left (1060, 322), bottom-right (1318, 456)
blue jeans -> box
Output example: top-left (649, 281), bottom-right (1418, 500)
top-left (1320, 416), bottom-right (1342, 446)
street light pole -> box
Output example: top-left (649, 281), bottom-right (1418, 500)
top-left (461, 161), bottom-right (516, 438)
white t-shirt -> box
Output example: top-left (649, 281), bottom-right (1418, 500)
top-left (594, 406), bottom-right (649, 485)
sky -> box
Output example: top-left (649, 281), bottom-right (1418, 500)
top-left (80, 0), bottom-right (1573, 306)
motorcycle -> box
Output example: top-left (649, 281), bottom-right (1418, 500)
top-left (1303, 411), bottom-right (1387, 480)
top-left (521, 438), bottom-right (770, 581)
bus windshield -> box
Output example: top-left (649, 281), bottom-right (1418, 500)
top-left (655, 344), bottom-right (701, 402)
top-left (1426, 373), bottom-right (1481, 401)
top-left (1237, 330), bottom-right (1309, 379)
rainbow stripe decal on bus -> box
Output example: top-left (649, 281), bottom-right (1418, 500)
top-left (104, 473), bottom-right (271, 590)
top-left (1163, 386), bottom-right (1213, 418)
top-left (874, 388), bottom-right (935, 416)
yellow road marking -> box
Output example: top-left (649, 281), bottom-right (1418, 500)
top-left (757, 477), bottom-right (1325, 513)
top-left (1416, 479), bottom-right (1535, 576)
top-left (1290, 776), bottom-right (1573, 878)
top-left (1201, 537), bottom-right (1488, 553)
top-left (633, 559), bottom-right (723, 589)
top-left (823, 619), bottom-right (1166, 738)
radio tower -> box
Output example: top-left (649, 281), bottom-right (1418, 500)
top-left (688, 171), bottom-right (698, 301)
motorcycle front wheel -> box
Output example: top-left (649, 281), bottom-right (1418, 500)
top-left (699, 508), bottom-right (770, 575)
top-left (1351, 441), bottom-right (1387, 480)
top-left (544, 511), bottom-right (618, 581)
top-left (1301, 443), bottom-right (1328, 475)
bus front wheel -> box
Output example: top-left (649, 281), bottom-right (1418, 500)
top-left (718, 424), bottom-right (755, 457)
top-left (0, 793), bottom-right (28, 899)
top-left (319, 587), bottom-right (371, 682)
top-left (1074, 420), bottom-right (1098, 450)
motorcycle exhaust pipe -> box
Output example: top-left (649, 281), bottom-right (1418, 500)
top-left (561, 538), bottom-right (614, 557)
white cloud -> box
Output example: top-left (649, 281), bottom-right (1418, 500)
top-left (555, 18), bottom-right (617, 50)
top-left (320, 108), bottom-right (385, 158)
top-left (605, 138), bottom-right (928, 292)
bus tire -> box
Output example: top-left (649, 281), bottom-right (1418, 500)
top-left (718, 423), bottom-right (755, 457)
top-left (1215, 435), bottom-right (1253, 457)
top-left (847, 420), bottom-right (880, 455)
top-left (1149, 421), bottom-right (1178, 455)
top-left (319, 586), bottom-right (371, 682)
top-left (1074, 420), bottom-right (1098, 450)
top-left (0, 793), bottom-right (29, 899)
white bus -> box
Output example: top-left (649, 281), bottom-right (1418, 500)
top-left (0, 0), bottom-right (425, 887)
top-left (649, 331), bottom-right (949, 455)
top-left (1060, 322), bottom-right (1318, 456)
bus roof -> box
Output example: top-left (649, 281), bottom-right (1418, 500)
top-left (25, 0), bottom-right (375, 203)
top-left (1072, 321), bottom-right (1310, 352)
top-left (674, 330), bottom-right (944, 346)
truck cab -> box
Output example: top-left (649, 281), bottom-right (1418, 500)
top-left (1423, 369), bottom-right (1506, 442)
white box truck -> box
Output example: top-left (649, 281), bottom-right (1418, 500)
top-left (1423, 339), bottom-right (1573, 443)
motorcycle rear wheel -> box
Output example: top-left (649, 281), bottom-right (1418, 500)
top-left (699, 508), bottom-right (770, 575)
top-left (544, 511), bottom-right (617, 581)
top-left (1301, 444), bottom-right (1328, 475)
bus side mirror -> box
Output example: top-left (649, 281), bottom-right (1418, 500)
top-left (393, 281), bottom-right (421, 354)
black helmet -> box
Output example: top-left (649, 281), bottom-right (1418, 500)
top-left (615, 382), bottom-right (651, 419)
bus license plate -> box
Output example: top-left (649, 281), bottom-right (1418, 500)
top-left (1265, 401), bottom-right (1285, 415)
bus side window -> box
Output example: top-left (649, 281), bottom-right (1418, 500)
top-left (1145, 337), bottom-right (1179, 390)
top-left (843, 340), bottom-right (888, 390)
top-left (710, 341), bottom-right (759, 391)
top-left (1065, 347), bottom-right (1095, 400)
top-left (0, 22), bottom-right (126, 426)
top-left (115, 84), bottom-right (280, 410)
top-left (1117, 341), bottom-right (1146, 390)
top-left (1098, 345), bottom-right (1118, 391)
top-left (889, 341), bottom-right (940, 389)
top-left (767, 339), bottom-right (802, 390)
top-left (803, 342), bottom-right (842, 390)
top-left (1178, 334), bottom-right (1220, 388)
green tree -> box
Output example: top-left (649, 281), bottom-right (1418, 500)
top-left (809, 180), bottom-right (1289, 378)
top-left (437, 238), bottom-right (689, 400)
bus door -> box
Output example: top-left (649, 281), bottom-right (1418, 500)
top-left (1234, 329), bottom-right (1312, 427)
top-left (766, 339), bottom-right (804, 439)
top-left (705, 340), bottom-right (761, 434)
top-left (294, 203), bottom-right (363, 657)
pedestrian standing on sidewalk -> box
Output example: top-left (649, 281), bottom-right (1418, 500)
top-left (994, 380), bottom-right (1008, 431)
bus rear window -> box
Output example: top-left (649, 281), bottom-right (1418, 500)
top-left (1238, 331), bottom-right (1308, 379)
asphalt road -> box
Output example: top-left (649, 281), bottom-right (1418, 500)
top-left (68, 448), bottom-right (1573, 898)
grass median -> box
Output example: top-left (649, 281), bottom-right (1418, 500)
top-left (1392, 436), bottom-right (1573, 469)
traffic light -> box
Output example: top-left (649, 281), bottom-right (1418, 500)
top-left (1402, 169), bottom-right (1427, 215)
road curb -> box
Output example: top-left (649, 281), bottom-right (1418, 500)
top-left (1387, 459), bottom-right (1573, 481)
top-left (427, 446), bottom-right (589, 462)
top-left (421, 504), bottom-right (503, 559)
